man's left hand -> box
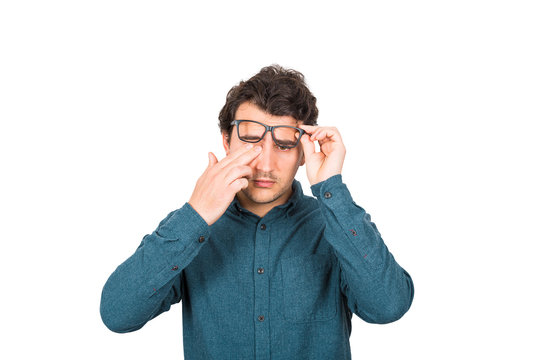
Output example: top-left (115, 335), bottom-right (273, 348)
top-left (299, 125), bottom-right (346, 186)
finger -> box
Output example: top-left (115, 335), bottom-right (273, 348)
top-left (298, 124), bottom-right (316, 136)
top-left (299, 124), bottom-right (318, 131)
top-left (218, 143), bottom-right (255, 168)
top-left (310, 128), bottom-right (323, 140)
top-left (225, 144), bottom-right (262, 169)
top-left (208, 152), bottom-right (218, 167)
top-left (229, 177), bottom-right (249, 193)
top-left (223, 165), bottom-right (253, 185)
top-left (311, 127), bottom-right (343, 143)
top-left (300, 133), bottom-right (316, 159)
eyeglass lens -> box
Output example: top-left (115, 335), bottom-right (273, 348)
top-left (238, 121), bottom-right (300, 148)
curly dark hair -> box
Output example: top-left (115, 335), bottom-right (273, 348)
top-left (219, 64), bottom-right (318, 142)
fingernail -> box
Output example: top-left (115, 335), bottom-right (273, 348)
top-left (245, 143), bottom-right (253, 149)
top-left (254, 146), bottom-right (262, 152)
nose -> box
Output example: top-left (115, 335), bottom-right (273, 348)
top-left (251, 132), bottom-right (275, 172)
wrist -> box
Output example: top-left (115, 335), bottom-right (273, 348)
top-left (187, 201), bottom-right (212, 226)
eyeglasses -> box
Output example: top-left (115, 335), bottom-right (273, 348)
top-left (230, 120), bottom-right (306, 149)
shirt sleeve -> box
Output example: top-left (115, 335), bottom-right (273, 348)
top-left (100, 202), bottom-right (210, 333)
top-left (311, 174), bottom-right (414, 324)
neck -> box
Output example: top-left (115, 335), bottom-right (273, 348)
top-left (237, 186), bottom-right (293, 218)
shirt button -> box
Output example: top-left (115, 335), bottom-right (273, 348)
top-left (324, 191), bottom-right (332, 199)
top-left (171, 265), bottom-right (179, 271)
top-left (257, 267), bottom-right (264, 274)
top-left (198, 236), bottom-right (205, 243)
top-left (258, 315), bottom-right (265, 322)
top-left (260, 224), bottom-right (266, 230)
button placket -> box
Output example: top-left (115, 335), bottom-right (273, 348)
top-left (254, 220), bottom-right (271, 358)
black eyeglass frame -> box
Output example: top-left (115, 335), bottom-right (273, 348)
top-left (230, 119), bottom-right (306, 149)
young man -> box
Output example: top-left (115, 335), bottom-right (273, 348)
top-left (100, 65), bottom-right (414, 359)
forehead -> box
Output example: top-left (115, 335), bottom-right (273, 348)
top-left (235, 102), bottom-right (300, 127)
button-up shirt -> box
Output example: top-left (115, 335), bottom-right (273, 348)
top-left (100, 175), bottom-right (414, 360)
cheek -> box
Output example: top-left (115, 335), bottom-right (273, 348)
top-left (280, 153), bottom-right (302, 171)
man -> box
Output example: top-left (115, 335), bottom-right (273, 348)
top-left (100, 65), bottom-right (414, 359)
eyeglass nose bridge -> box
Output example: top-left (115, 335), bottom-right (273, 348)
top-left (255, 122), bottom-right (274, 143)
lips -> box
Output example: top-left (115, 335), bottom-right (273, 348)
top-left (253, 179), bottom-right (275, 187)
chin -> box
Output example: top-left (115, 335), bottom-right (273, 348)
top-left (243, 184), bottom-right (283, 205)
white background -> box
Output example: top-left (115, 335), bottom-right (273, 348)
top-left (1, 1), bottom-right (539, 359)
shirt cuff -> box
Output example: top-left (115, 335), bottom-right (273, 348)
top-left (310, 174), bottom-right (354, 204)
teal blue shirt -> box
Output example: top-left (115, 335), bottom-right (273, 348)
top-left (100, 175), bottom-right (414, 359)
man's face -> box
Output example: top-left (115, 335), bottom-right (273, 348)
top-left (222, 102), bottom-right (305, 208)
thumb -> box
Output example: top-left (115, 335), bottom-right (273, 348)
top-left (208, 152), bottom-right (218, 167)
top-left (300, 134), bottom-right (316, 160)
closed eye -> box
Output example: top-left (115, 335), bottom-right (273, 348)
top-left (240, 136), bottom-right (261, 142)
top-left (276, 144), bottom-right (292, 151)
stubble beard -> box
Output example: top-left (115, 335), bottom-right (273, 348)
top-left (241, 179), bottom-right (291, 205)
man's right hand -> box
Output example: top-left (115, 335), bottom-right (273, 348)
top-left (188, 143), bottom-right (262, 226)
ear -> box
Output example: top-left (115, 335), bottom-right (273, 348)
top-left (222, 131), bottom-right (231, 155)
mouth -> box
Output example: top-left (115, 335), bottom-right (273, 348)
top-left (252, 179), bottom-right (275, 188)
